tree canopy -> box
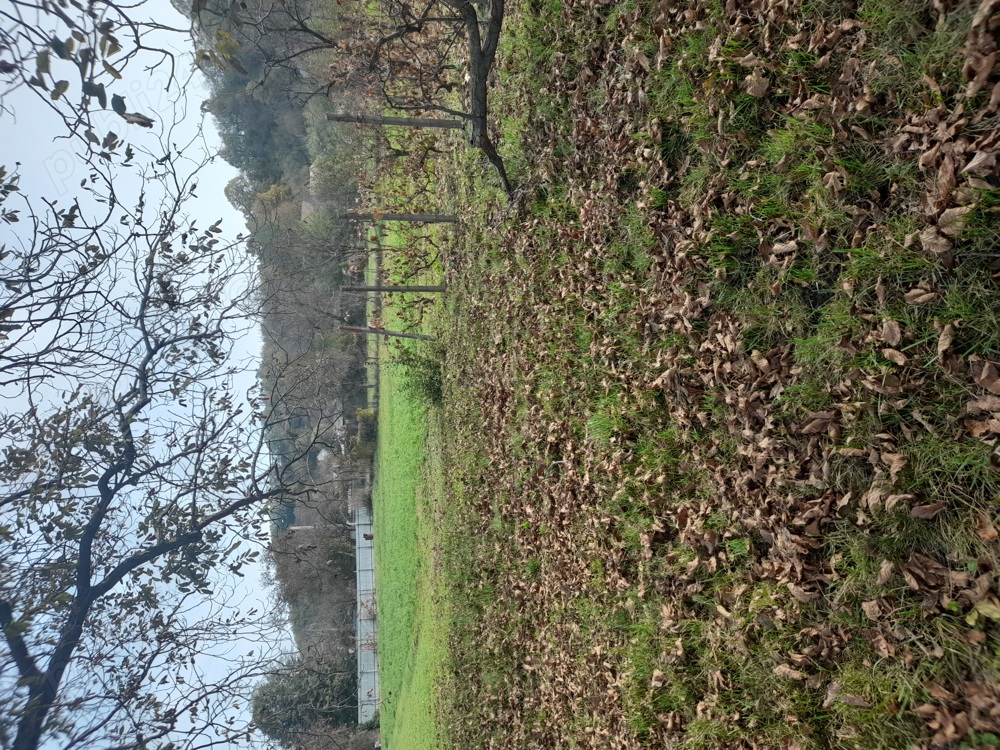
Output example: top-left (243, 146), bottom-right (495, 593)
top-left (0, 3), bottom-right (332, 750)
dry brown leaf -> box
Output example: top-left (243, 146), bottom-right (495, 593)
top-left (937, 324), bottom-right (955, 359)
top-left (902, 568), bottom-right (922, 590)
top-left (788, 583), bottom-right (820, 603)
top-left (902, 553), bottom-right (950, 592)
top-left (976, 513), bottom-right (998, 541)
top-left (838, 447), bottom-right (868, 457)
top-left (882, 320), bottom-right (902, 346)
top-left (773, 240), bottom-right (798, 255)
top-left (881, 452), bottom-right (908, 481)
top-left (839, 57), bottom-right (861, 82)
top-left (904, 287), bottom-right (939, 305)
top-left (937, 152), bottom-right (957, 205)
top-left (866, 484), bottom-right (887, 511)
top-left (823, 681), bottom-right (842, 709)
top-left (839, 694), bottom-right (872, 708)
top-left (853, 91), bottom-right (874, 115)
top-left (799, 411), bottom-right (836, 435)
top-left (938, 205), bottom-right (975, 236)
top-left (744, 68), bottom-right (770, 97)
top-left (822, 170), bottom-right (845, 194)
top-left (750, 351), bottom-right (770, 372)
top-left (910, 502), bottom-right (946, 519)
top-left (972, 0), bottom-right (1000, 28)
top-left (877, 560), bottom-right (895, 585)
top-left (920, 143), bottom-right (943, 171)
top-left (861, 599), bottom-right (882, 620)
top-left (971, 358), bottom-right (1000, 395)
top-left (967, 176), bottom-right (995, 190)
top-left (918, 227), bottom-right (953, 255)
top-left (872, 633), bottom-right (896, 658)
top-left (798, 418), bottom-right (828, 435)
top-left (966, 51), bottom-right (998, 98)
top-left (773, 663), bottom-right (807, 681)
top-left (882, 348), bottom-right (908, 366)
top-left (961, 151), bottom-right (997, 176)
top-left (949, 569), bottom-right (971, 588)
top-left (966, 419), bottom-right (1000, 437)
top-left (966, 395), bottom-right (1000, 413)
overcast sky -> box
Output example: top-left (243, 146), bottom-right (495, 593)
top-left (1, 0), bottom-right (296, 743)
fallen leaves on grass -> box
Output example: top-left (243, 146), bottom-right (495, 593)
top-left (773, 663), bottom-right (807, 681)
top-left (437, 0), bottom-right (1000, 745)
top-left (910, 502), bottom-right (946, 519)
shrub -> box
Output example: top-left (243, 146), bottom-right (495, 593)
top-left (394, 344), bottom-right (444, 404)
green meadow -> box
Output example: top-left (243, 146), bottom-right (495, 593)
top-left (371, 275), bottom-right (449, 750)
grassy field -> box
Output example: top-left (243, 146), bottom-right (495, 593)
top-left (431, 0), bottom-right (1000, 747)
top-left (371, 361), bottom-right (443, 750)
top-left (370, 225), bottom-right (450, 750)
top-left (366, 0), bottom-right (1000, 745)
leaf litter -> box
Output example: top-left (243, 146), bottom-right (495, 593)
top-left (436, 0), bottom-right (1000, 746)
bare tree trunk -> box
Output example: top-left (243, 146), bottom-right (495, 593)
top-left (327, 113), bottom-right (465, 129)
top-left (338, 212), bottom-right (457, 223)
top-left (341, 326), bottom-right (436, 342)
top-left (442, 0), bottom-right (511, 193)
top-left (342, 285), bottom-right (446, 293)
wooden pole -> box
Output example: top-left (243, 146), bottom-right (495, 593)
top-left (342, 285), bottom-right (446, 293)
top-left (327, 113), bottom-right (466, 130)
top-left (342, 326), bottom-right (436, 342)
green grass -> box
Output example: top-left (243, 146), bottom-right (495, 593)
top-left (372, 354), bottom-right (451, 750)
top-left (371, 228), bottom-right (450, 750)
top-left (356, 0), bottom-right (1000, 746)
top-left (372, 358), bottom-right (430, 749)
top-left (440, 0), bottom-right (1000, 744)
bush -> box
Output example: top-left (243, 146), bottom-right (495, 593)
top-left (358, 712), bottom-right (380, 731)
top-left (356, 408), bottom-right (377, 445)
top-left (394, 344), bottom-right (444, 404)
top-left (349, 438), bottom-right (376, 462)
